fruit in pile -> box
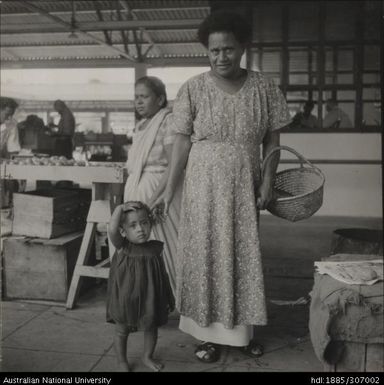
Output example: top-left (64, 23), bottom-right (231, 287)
top-left (5, 156), bottom-right (125, 168)
top-left (7, 156), bottom-right (85, 166)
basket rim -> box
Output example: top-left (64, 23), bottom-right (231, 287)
top-left (273, 167), bottom-right (325, 202)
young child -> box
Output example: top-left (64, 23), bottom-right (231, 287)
top-left (106, 201), bottom-right (174, 372)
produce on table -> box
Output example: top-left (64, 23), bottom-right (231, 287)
top-left (2, 155), bottom-right (124, 168)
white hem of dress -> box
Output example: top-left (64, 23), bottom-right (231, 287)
top-left (179, 315), bottom-right (253, 347)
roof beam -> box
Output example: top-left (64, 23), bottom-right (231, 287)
top-left (0, 4), bottom-right (210, 15)
top-left (94, 2), bottom-right (113, 46)
top-left (1, 56), bottom-right (209, 70)
top-left (0, 38), bottom-right (199, 48)
top-left (119, 0), bottom-right (162, 58)
top-left (1, 19), bottom-right (203, 34)
top-left (1, 48), bottom-right (21, 60)
top-left (14, 0), bottom-right (137, 62)
top-left (114, 1), bottom-right (133, 57)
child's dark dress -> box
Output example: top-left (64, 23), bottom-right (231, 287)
top-left (106, 239), bottom-right (174, 331)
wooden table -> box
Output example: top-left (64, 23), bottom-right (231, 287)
top-left (1, 162), bottom-right (127, 309)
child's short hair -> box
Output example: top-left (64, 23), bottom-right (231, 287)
top-left (121, 201), bottom-right (153, 225)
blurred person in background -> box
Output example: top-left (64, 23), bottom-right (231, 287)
top-left (291, 100), bottom-right (319, 130)
top-left (49, 99), bottom-right (76, 159)
top-left (323, 98), bottom-right (352, 129)
top-left (1, 96), bottom-right (21, 209)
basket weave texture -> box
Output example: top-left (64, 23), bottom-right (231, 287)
top-left (264, 146), bottom-right (325, 222)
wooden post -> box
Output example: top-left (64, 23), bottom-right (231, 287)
top-left (66, 197), bottom-right (113, 309)
top-left (134, 62), bottom-right (147, 82)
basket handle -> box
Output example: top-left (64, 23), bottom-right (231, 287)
top-left (261, 145), bottom-right (322, 176)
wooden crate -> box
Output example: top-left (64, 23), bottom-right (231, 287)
top-left (12, 188), bottom-right (90, 239)
top-left (324, 342), bottom-right (383, 372)
top-left (2, 232), bottom-right (84, 302)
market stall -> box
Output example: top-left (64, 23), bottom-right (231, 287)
top-left (1, 159), bottom-right (127, 307)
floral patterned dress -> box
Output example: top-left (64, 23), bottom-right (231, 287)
top-left (170, 71), bottom-right (291, 346)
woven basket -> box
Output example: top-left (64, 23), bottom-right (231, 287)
top-left (262, 145), bottom-right (325, 222)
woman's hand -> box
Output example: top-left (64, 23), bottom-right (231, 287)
top-left (256, 179), bottom-right (274, 210)
top-left (150, 188), bottom-right (174, 218)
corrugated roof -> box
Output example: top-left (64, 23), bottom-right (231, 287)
top-left (0, 0), bottom-right (210, 68)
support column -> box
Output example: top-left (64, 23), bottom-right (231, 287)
top-left (101, 112), bottom-right (110, 133)
top-left (134, 62), bottom-right (147, 82)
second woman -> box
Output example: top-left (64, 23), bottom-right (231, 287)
top-left (124, 76), bottom-right (181, 295)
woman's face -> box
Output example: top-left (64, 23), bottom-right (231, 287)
top-left (0, 107), bottom-right (14, 124)
top-left (207, 32), bottom-right (245, 79)
top-left (135, 83), bottom-right (164, 119)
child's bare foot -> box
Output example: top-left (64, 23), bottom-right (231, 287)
top-left (142, 357), bottom-right (164, 372)
top-left (117, 361), bottom-right (130, 372)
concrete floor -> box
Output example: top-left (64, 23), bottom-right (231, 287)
top-left (1, 214), bottom-right (382, 373)
top-left (1, 282), bottom-right (323, 373)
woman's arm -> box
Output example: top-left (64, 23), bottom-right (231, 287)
top-left (147, 143), bottom-right (172, 208)
top-left (151, 134), bottom-right (192, 214)
top-left (257, 129), bottom-right (280, 210)
top-left (108, 204), bottom-right (125, 249)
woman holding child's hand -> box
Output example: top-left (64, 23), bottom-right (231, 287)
top-left (123, 76), bottom-right (183, 295)
top-left (153, 11), bottom-right (291, 364)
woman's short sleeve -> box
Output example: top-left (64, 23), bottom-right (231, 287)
top-left (169, 81), bottom-right (194, 136)
top-left (266, 79), bottom-right (292, 131)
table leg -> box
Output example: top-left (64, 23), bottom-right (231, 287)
top-left (66, 221), bottom-right (96, 309)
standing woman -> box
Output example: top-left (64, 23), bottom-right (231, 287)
top-left (51, 100), bottom-right (76, 159)
top-left (153, 11), bottom-right (291, 361)
top-left (1, 97), bottom-right (21, 209)
top-left (124, 76), bottom-right (181, 295)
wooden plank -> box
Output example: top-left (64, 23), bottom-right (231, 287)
top-left (1, 164), bottom-right (126, 184)
top-left (26, 231), bottom-right (84, 246)
top-left (66, 222), bottom-right (96, 309)
top-left (87, 200), bottom-right (112, 223)
top-left (95, 259), bottom-right (110, 268)
top-left (365, 343), bottom-right (384, 372)
top-left (77, 266), bottom-right (110, 279)
top-left (13, 299), bottom-right (67, 308)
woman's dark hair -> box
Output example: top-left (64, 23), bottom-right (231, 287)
top-left (197, 10), bottom-right (252, 48)
top-left (134, 76), bottom-right (168, 120)
top-left (135, 76), bottom-right (168, 108)
top-left (0, 97), bottom-right (19, 114)
top-left (53, 99), bottom-right (68, 112)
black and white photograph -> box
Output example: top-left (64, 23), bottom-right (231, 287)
top-left (0, 0), bottom-right (382, 377)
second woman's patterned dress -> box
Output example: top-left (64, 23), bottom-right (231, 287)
top-left (170, 71), bottom-right (291, 344)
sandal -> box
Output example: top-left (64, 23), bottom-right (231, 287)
top-left (241, 341), bottom-right (264, 358)
top-left (194, 342), bottom-right (220, 363)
